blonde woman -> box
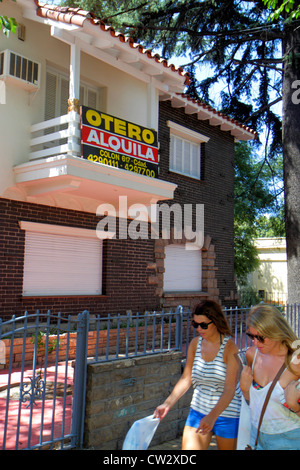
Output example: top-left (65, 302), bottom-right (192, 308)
top-left (240, 304), bottom-right (300, 450)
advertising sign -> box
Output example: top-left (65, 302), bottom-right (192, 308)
top-left (81, 106), bottom-right (159, 178)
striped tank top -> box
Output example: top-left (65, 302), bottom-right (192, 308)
top-left (191, 335), bottom-right (241, 418)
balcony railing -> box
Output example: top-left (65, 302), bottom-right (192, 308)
top-left (29, 111), bottom-right (81, 161)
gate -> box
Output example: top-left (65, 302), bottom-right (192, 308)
top-left (0, 310), bottom-right (88, 450)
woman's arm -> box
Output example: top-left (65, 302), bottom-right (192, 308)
top-left (154, 336), bottom-right (198, 420)
top-left (284, 380), bottom-right (300, 415)
top-left (239, 346), bottom-right (256, 402)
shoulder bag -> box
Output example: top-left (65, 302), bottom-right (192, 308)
top-left (245, 362), bottom-right (286, 450)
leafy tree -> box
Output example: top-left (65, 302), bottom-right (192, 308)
top-left (263, 0), bottom-right (300, 21)
top-left (62, 0), bottom-right (299, 302)
top-left (234, 141), bottom-right (283, 284)
top-left (255, 205), bottom-right (286, 236)
top-left (0, 0), bottom-right (18, 35)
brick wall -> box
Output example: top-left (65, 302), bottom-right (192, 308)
top-left (0, 102), bottom-right (237, 320)
top-left (84, 351), bottom-right (192, 450)
top-left (0, 198), bottom-right (159, 320)
top-left (158, 101), bottom-right (237, 306)
top-left (1, 323), bottom-right (181, 369)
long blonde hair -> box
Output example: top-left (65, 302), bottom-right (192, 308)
top-left (247, 304), bottom-right (299, 372)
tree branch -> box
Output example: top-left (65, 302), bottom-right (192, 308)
top-left (122, 22), bottom-right (284, 41)
top-left (244, 96), bottom-right (282, 122)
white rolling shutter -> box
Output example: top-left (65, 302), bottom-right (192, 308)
top-left (23, 230), bottom-right (102, 296)
top-left (164, 244), bottom-right (202, 292)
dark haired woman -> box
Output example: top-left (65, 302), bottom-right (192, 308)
top-left (154, 300), bottom-right (241, 450)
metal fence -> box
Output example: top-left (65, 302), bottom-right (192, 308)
top-left (86, 303), bottom-right (300, 363)
top-left (0, 303), bottom-right (299, 450)
top-left (0, 311), bottom-right (88, 450)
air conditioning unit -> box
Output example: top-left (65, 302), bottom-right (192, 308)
top-left (0, 49), bottom-right (40, 91)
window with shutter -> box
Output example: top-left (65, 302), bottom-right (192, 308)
top-left (45, 67), bottom-right (102, 120)
top-left (164, 244), bottom-right (202, 292)
top-left (21, 224), bottom-right (103, 296)
top-left (167, 121), bottom-right (209, 180)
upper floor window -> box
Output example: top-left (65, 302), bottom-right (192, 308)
top-left (167, 121), bottom-right (209, 180)
top-left (45, 67), bottom-right (103, 120)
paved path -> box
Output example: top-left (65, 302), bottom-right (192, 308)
top-left (149, 435), bottom-right (217, 451)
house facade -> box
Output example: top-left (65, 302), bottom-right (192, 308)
top-left (0, 0), bottom-right (256, 320)
top-left (247, 237), bottom-right (287, 304)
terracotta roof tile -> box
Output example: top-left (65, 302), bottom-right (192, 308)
top-left (179, 94), bottom-right (257, 138)
top-left (34, 2), bottom-right (256, 138)
top-left (34, 2), bottom-right (190, 84)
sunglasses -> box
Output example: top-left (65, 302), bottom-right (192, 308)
top-left (192, 320), bottom-right (213, 330)
top-left (246, 331), bottom-right (265, 343)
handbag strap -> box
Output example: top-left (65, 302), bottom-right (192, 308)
top-left (254, 362), bottom-right (286, 448)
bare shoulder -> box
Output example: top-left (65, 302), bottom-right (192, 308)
top-left (225, 337), bottom-right (239, 354)
top-left (184, 336), bottom-right (200, 371)
top-left (245, 346), bottom-right (257, 367)
top-left (223, 337), bottom-right (239, 363)
top-left (189, 335), bottom-right (200, 353)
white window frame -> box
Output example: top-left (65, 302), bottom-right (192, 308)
top-left (167, 121), bottom-right (209, 180)
top-left (164, 243), bottom-right (202, 292)
top-left (19, 221), bottom-right (104, 297)
top-left (45, 66), bottom-right (102, 120)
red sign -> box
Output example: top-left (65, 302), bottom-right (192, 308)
top-left (81, 106), bottom-right (159, 178)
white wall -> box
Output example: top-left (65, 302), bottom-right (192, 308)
top-left (0, 0), bottom-right (156, 197)
top-left (248, 238), bottom-right (287, 301)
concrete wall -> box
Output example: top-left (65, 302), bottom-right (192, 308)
top-left (248, 237), bottom-right (287, 303)
top-left (84, 351), bottom-right (192, 450)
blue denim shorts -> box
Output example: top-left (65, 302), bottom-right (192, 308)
top-left (250, 425), bottom-right (300, 450)
top-left (185, 408), bottom-right (240, 439)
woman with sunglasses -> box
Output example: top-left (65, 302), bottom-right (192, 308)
top-left (240, 304), bottom-right (300, 450)
top-left (154, 300), bottom-right (241, 450)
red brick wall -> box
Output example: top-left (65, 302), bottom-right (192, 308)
top-left (158, 101), bottom-right (237, 306)
top-left (0, 102), bottom-right (237, 320)
top-left (0, 198), bottom-right (159, 320)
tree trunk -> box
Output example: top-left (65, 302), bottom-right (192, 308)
top-left (282, 23), bottom-right (300, 304)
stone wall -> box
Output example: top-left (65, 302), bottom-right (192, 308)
top-left (84, 351), bottom-right (192, 450)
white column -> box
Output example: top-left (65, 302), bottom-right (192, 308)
top-left (69, 41), bottom-right (81, 104)
top-left (147, 78), bottom-right (158, 130)
top-left (68, 41), bottom-right (81, 156)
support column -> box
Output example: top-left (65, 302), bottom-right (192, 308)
top-left (68, 41), bottom-right (81, 156)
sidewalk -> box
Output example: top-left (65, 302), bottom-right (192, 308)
top-left (149, 435), bottom-right (217, 451)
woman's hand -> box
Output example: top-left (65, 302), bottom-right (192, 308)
top-left (154, 403), bottom-right (170, 420)
top-left (240, 365), bottom-right (253, 400)
top-left (284, 380), bottom-right (300, 413)
top-left (196, 413), bottom-right (216, 435)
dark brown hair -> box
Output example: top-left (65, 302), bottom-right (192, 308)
top-left (193, 300), bottom-right (232, 336)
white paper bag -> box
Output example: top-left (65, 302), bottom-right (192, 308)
top-left (237, 395), bottom-right (251, 450)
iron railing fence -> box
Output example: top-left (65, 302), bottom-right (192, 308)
top-left (0, 303), bottom-right (299, 450)
top-left (0, 311), bottom-right (88, 450)
top-left (86, 303), bottom-right (300, 363)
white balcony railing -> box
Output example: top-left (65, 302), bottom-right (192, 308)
top-left (29, 111), bottom-right (81, 161)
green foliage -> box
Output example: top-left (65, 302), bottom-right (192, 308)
top-left (255, 206), bottom-right (286, 237)
top-left (234, 141), bottom-right (284, 284)
top-left (263, 0), bottom-right (300, 21)
top-left (0, 0), bottom-right (18, 36)
top-left (30, 331), bottom-right (57, 355)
